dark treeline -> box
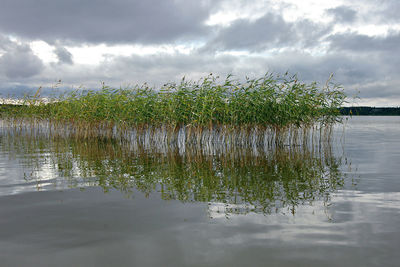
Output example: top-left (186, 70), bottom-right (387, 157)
top-left (340, 107), bottom-right (400, 116)
top-left (3, 104), bottom-right (400, 116)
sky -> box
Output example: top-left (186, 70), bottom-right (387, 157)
top-left (0, 0), bottom-right (399, 106)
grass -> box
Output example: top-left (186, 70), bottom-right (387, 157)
top-left (1, 73), bottom-right (346, 147)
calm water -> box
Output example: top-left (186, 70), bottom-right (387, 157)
top-left (0, 117), bottom-right (399, 266)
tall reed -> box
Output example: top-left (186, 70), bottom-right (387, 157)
top-left (1, 73), bottom-right (346, 147)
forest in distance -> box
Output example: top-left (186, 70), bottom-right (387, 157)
top-left (340, 106), bottom-right (400, 116)
top-left (2, 105), bottom-right (400, 115)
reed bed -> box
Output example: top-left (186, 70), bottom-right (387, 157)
top-left (1, 73), bottom-right (346, 148)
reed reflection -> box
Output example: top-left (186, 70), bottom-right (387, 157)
top-left (0, 129), bottom-right (345, 215)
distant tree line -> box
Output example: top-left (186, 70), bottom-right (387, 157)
top-left (3, 104), bottom-right (400, 116)
top-left (339, 107), bottom-right (400, 116)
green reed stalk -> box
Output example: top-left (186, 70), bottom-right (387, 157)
top-left (1, 73), bottom-right (346, 146)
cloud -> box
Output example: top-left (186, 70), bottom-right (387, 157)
top-left (0, 35), bottom-right (15, 51)
top-left (205, 13), bottom-right (294, 52)
top-left (38, 49), bottom-right (377, 90)
top-left (54, 46), bottom-right (73, 65)
top-left (0, 0), bottom-right (216, 44)
top-left (380, 0), bottom-right (400, 22)
top-left (251, 50), bottom-right (400, 103)
top-left (0, 46), bottom-right (399, 105)
top-left (70, 52), bottom-right (242, 87)
top-left (0, 37), bottom-right (44, 79)
top-left (292, 19), bottom-right (332, 48)
top-left (358, 0), bottom-right (400, 23)
top-left (328, 32), bottom-right (400, 53)
top-left (204, 13), bottom-right (331, 52)
top-left (326, 6), bottom-right (357, 23)
top-left (0, 1), bottom-right (399, 106)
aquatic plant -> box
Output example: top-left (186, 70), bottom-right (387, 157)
top-left (1, 73), bottom-right (346, 147)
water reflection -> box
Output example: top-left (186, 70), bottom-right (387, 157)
top-left (2, 117), bottom-right (400, 267)
top-left (0, 127), bottom-right (345, 215)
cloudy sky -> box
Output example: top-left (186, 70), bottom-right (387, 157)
top-left (0, 0), bottom-right (399, 106)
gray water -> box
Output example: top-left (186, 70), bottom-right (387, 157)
top-left (0, 116), bottom-right (399, 266)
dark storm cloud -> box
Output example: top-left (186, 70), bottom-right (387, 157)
top-left (0, 37), bottom-right (44, 79)
top-left (204, 13), bottom-right (331, 52)
top-left (54, 46), bottom-right (73, 65)
top-left (0, 0), bottom-right (214, 44)
top-left (326, 6), bottom-right (357, 23)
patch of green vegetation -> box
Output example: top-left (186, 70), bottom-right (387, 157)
top-left (1, 73), bottom-right (346, 146)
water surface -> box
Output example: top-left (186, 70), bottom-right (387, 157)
top-left (0, 116), bottom-right (399, 266)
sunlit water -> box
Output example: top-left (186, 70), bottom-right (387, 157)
top-left (0, 116), bottom-right (399, 266)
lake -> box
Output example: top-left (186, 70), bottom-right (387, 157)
top-left (0, 116), bottom-right (399, 266)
